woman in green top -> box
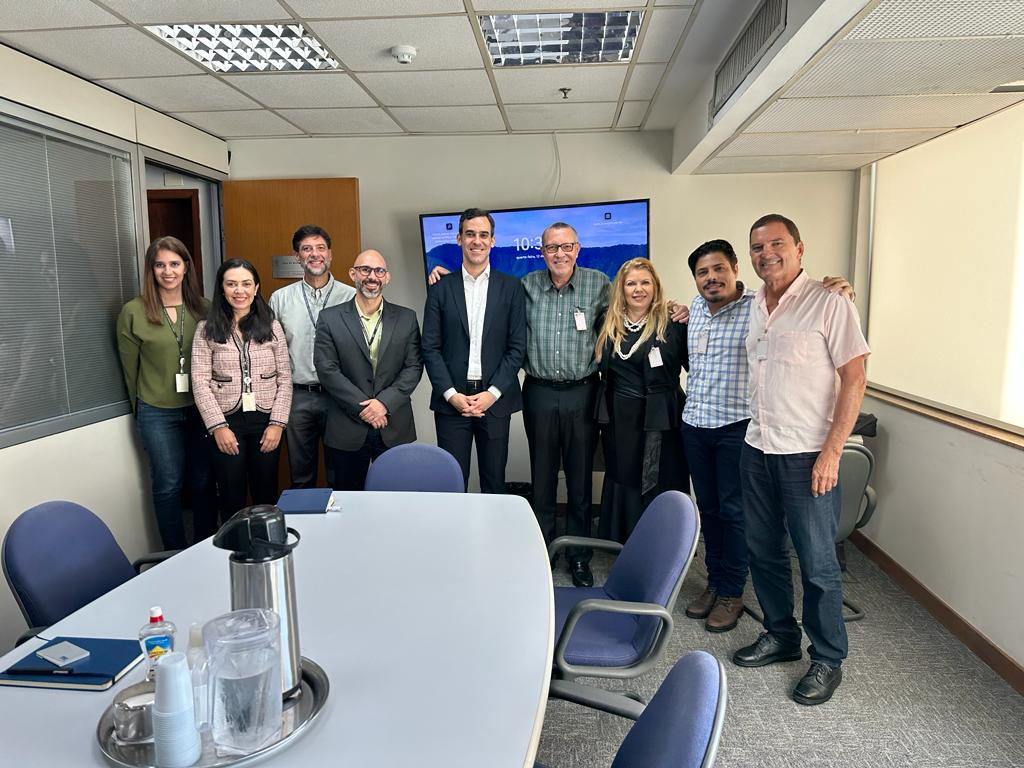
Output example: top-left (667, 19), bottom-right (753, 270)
top-left (117, 236), bottom-right (213, 549)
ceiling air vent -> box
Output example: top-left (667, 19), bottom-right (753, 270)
top-left (709, 0), bottom-right (787, 120)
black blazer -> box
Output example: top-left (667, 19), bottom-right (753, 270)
top-left (421, 268), bottom-right (527, 418)
top-left (313, 299), bottom-right (423, 451)
top-left (595, 320), bottom-right (689, 431)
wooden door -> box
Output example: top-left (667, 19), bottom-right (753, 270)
top-left (222, 177), bottom-right (361, 491)
top-left (148, 189), bottom-right (203, 286)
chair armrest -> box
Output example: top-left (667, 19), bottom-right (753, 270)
top-left (15, 626), bottom-right (47, 647)
top-left (132, 550), bottom-right (179, 573)
top-left (855, 486), bottom-right (877, 529)
top-left (548, 536), bottom-right (623, 561)
top-left (548, 678), bottom-right (646, 721)
top-left (554, 597), bottom-right (673, 681)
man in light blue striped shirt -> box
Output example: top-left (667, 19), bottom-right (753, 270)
top-left (680, 240), bottom-right (754, 633)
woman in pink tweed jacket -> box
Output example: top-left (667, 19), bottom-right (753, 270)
top-left (192, 259), bottom-right (291, 522)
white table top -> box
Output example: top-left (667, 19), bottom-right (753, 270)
top-left (0, 492), bottom-right (554, 767)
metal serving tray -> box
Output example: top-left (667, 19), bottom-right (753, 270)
top-left (97, 657), bottom-right (329, 768)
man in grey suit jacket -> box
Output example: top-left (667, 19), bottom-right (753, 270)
top-left (314, 249), bottom-right (423, 490)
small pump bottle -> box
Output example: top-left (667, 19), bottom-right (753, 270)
top-left (139, 606), bottom-right (177, 681)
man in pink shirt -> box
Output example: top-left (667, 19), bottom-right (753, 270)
top-left (731, 214), bottom-right (869, 706)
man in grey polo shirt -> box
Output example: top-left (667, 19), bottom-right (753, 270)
top-left (269, 224), bottom-right (356, 488)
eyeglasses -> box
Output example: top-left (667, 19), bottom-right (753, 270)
top-left (353, 266), bottom-right (388, 277)
top-left (542, 242), bottom-right (578, 255)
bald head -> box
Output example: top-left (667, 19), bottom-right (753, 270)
top-left (350, 249), bottom-right (390, 300)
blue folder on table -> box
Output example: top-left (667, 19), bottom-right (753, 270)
top-left (277, 488), bottom-right (334, 515)
top-left (0, 636), bottom-right (143, 691)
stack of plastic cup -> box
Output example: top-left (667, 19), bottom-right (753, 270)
top-left (153, 652), bottom-right (202, 768)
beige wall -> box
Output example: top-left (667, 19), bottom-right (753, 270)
top-left (0, 44), bottom-right (228, 648)
top-left (226, 131), bottom-right (856, 488)
top-left (870, 100), bottom-right (1024, 428)
top-left (859, 396), bottom-right (1024, 663)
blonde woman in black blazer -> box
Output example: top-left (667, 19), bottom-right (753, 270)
top-left (594, 258), bottom-right (690, 543)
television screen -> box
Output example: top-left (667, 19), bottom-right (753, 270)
top-left (419, 199), bottom-right (649, 282)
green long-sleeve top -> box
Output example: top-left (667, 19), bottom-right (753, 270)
top-left (116, 297), bottom-right (204, 410)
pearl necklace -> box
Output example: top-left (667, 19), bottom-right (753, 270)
top-left (614, 315), bottom-right (647, 360)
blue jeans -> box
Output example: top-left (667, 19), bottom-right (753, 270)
top-left (681, 419), bottom-right (749, 598)
top-left (740, 444), bottom-right (847, 667)
top-left (136, 401), bottom-right (214, 549)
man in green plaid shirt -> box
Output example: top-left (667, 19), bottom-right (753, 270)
top-left (522, 222), bottom-right (609, 587)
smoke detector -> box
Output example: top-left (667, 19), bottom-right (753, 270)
top-left (390, 45), bottom-right (417, 65)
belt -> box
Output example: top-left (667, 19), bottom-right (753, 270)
top-left (293, 382), bottom-right (323, 392)
top-left (526, 374), bottom-right (597, 390)
top-left (465, 379), bottom-right (484, 394)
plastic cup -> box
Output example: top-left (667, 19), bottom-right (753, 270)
top-left (155, 652), bottom-right (195, 715)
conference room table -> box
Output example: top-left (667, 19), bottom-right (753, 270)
top-left (0, 491), bottom-right (554, 767)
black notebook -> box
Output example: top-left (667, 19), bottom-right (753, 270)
top-left (277, 488), bottom-right (334, 515)
top-left (0, 636), bottom-right (143, 691)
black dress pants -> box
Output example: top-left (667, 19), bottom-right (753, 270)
top-left (434, 409), bottom-right (511, 494)
top-left (326, 429), bottom-right (388, 491)
top-left (523, 376), bottom-right (598, 564)
top-left (213, 410), bottom-right (280, 520)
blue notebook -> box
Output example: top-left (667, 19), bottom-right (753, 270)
top-left (0, 636), bottom-right (143, 691)
top-left (277, 488), bottom-right (334, 515)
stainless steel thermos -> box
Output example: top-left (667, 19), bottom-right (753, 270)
top-left (212, 505), bottom-right (302, 697)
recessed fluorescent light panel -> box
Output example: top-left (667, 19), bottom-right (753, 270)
top-left (480, 11), bottom-right (643, 67)
top-left (145, 23), bottom-right (340, 73)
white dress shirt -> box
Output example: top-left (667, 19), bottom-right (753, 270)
top-left (443, 265), bottom-right (501, 402)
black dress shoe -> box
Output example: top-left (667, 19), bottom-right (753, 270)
top-left (570, 560), bottom-right (594, 588)
top-left (792, 662), bottom-right (842, 705)
top-left (732, 632), bottom-right (802, 668)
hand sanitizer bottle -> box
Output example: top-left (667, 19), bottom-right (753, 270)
top-left (139, 606), bottom-right (176, 682)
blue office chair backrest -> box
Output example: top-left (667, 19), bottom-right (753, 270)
top-left (2, 501), bottom-right (136, 628)
top-left (612, 651), bottom-right (727, 768)
top-left (605, 491), bottom-right (698, 607)
top-left (602, 491), bottom-right (699, 657)
top-left (364, 442), bottom-right (465, 492)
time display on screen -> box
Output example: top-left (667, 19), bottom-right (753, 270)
top-left (513, 237), bottom-right (542, 251)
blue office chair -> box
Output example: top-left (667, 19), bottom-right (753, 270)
top-left (2, 501), bottom-right (174, 644)
top-left (363, 442), bottom-right (465, 492)
top-left (537, 651), bottom-right (727, 768)
top-left (547, 490), bottom-right (700, 717)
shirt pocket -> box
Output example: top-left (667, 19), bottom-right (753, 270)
top-left (773, 331), bottom-right (813, 367)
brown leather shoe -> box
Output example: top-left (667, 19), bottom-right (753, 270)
top-left (685, 586), bottom-right (718, 619)
top-left (705, 596), bottom-right (744, 632)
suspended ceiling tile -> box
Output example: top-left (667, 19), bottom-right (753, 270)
top-left (99, 0), bottom-right (292, 23)
top-left (638, 8), bottom-right (691, 63)
top-left (222, 72), bottom-right (375, 108)
top-left (286, 0), bottom-right (465, 17)
top-left (845, 0), bottom-right (1024, 40)
top-left (624, 62), bottom-right (665, 100)
top-left (390, 105), bottom-right (505, 133)
top-left (746, 93), bottom-right (1024, 132)
top-left (0, 27), bottom-right (204, 79)
top-left (0, 3), bottom-right (121, 30)
top-left (787, 38), bottom-right (1024, 98)
top-left (506, 102), bottom-right (616, 130)
top-left (97, 75), bottom-right (261, 112)
top-left (718, 128), bottom-right (947, 157)
top-left (310, 16), bottom-right (482, 71)
top-left (617, 101), bottom-right (649, 128)
top-left (276, 108), bottom-right (403, 134)
top-left (357, 69), bottom-right (495, 107)
top-left (699, 153), bottom-right (886, 174)
top-left (655, 0), bottom-right (697, 4)
top-left (474, 0), bottom-right (645, 9)
top-left (494, 65), bottom-right (627, 104)
top-left (171, 109), bottom-right (304, 137)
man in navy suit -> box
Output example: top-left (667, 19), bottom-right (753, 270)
top-left (422, 208), bottom-right (527, 493)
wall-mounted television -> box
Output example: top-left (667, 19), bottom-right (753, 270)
top-left (419, 199), bottom-right (649, 282)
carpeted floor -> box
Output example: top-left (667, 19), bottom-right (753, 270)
top-left (536, 541), bottom-right (1024, 768)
